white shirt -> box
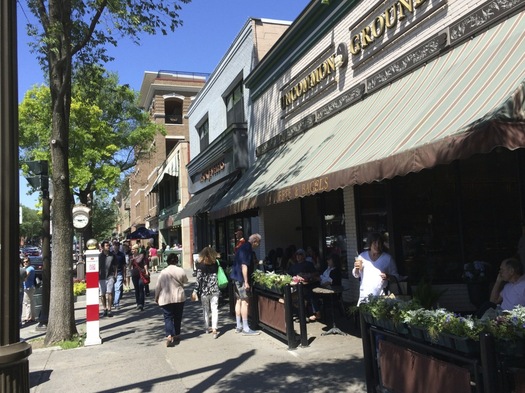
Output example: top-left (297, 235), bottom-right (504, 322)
top-left (353, 251), bottom-right (399, 305)
top-left (501, 275), bottom-right (525, 311)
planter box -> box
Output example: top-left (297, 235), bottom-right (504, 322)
top-left (361, 312), bottom-right (376, 325)
top-left (496, 339), bottom-right (525, 357)
top-left (409, 325), bottom-right (430, 342)
top-left (449, 335), bottom-right (479, 355)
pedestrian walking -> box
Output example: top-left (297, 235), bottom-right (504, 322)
top-left (155, 253), bottom-right (188, 347)
top-left (130, 244), bottom-right (147, 311)
top-left (22, 257), bottom-right (36, 325)
top-left (19, 258), bottom-right (28, 324)
top-left (99, 240), bottom-right (117, 317)
top-left (230, 233), bottom-right (262, 335)
top-left (192, 247), bottom-right (221, 339)
top-left (112, 240), bottom-right (126, 309)
top-left (149, 240), bottom-right (159, 273)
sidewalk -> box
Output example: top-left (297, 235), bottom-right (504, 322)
top-left (22, 270), bottom-right (366, 393)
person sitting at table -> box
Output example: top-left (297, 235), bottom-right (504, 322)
top-left (319, 253), bottom-right (342, 287)
top-left (288, 248), bottom-right (320, 321)
top-left (490, 257), bottom-right (525, 311)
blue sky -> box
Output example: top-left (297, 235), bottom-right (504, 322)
top-left (17, 0), bottom-right (309, 208)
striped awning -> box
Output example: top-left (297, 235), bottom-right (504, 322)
top-left (210, 11), bottom-right (525, 219)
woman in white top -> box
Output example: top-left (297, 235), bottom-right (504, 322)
top-left (353, 233), bottom-right (399, 305)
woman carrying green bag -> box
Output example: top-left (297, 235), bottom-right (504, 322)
top-left (192, 246), bottom-right (223, 339)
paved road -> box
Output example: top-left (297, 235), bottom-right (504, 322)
top-left (22, 270), bottom-right (366, 393)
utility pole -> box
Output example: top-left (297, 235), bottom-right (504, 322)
top-left (0, 0), bottom-right (32, 390)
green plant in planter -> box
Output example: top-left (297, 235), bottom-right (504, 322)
top-left (440, 313), bottom-right (483, 341)
top-left (484, 305), bottom-right (525, 341)
top-left (252, 271), bottom-right (292, 291)
top-left (412, 278), bottom-right (447, 309)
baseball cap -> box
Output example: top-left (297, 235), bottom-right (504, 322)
top-left (235, 225), bottom-right (243, 232)
top-left (296, 248), bottom-right (306, 255)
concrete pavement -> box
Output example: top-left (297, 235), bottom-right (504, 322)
top-left (22, 270), bottom-right (366, 393)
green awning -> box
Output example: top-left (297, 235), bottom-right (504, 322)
top-left (211, 11), bottom-right (525, 219)
top-left (175, 175), bottom-right (238, 220)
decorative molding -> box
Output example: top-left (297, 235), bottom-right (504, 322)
top-left (450, 0), bottom-right (525, 44)
top-left (257, 84), bottom-right (365, 157)
top-left (316, 84), bottom-right (365, 123)
top-left (366, 33), bottom-right (447, 94)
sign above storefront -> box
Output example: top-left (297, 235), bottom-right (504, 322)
top-left (280, 43), bottom-right (348, 111)
top-left (200, 160), bottom-right (226, 183)
top-left (349, 0), bottom-right (447, 69)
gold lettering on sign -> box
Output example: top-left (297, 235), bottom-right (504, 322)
top-left (200, 161), bottom-right (225, 182)
top-left (281, 55), bottom-right (337, 109)
top-left (275, 177), bottom-right (330, 203)
top-left (349, 0), bottom-right (427, 56)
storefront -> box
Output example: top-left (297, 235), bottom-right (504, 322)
top-left (211, 0), bottom-right (525, 302)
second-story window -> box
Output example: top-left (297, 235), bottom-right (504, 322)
top-left (198, 119), bottom-right (209, 152)
top-left (225, 82), bottom-right (244, 126)
top-left (165, 98), bottom-right (183, 124)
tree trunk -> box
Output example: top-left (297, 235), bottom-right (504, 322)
top-left (44, 0), bottom-right (77, 345)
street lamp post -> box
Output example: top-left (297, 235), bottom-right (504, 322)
top-left (0, 0), bottom-right (32, 390)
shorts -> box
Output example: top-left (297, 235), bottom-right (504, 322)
top-left (99, 277), bottom-right (115, 296)
top-left (233, 280), bottom-right (251, 300)
top-left (150, 256), bottom-right (159, 267)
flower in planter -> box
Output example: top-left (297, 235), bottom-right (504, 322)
top-left (483, 305), bottom-right (525, 341)
top-left (463, 260), bottom-right (490, 283)
top-left (252, 270), bottom-right (292, 290)
top-left (440, 314), bottom-right (483, 341)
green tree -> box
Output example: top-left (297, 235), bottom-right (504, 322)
top-left (19, 205), bottom-right (41, 242)
top-left (19, 67), bottom-right (162, 240)
top-left (22, 0), bottom-right (190, 345)
top-left (91, 193), bottom-right (119, 241)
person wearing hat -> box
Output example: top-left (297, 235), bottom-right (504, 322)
top-left (234, 226), bottom-right (245, 252)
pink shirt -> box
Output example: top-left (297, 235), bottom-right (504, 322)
top-left (149, 247), bottom-right (158, 257)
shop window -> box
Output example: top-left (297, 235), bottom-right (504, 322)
top-left (322, 191), bottom-right (347, 272)
top-left (225, 82), bottom-right (244, 126)
top-left (198, 119), bottom-right (209, 152)
top-left (165, 99), bottom-right (183, 124)
top-left (386, 149), bottom-right (520, 284)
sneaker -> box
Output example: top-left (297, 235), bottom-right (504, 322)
top-left (212, 331), bottom-right (219, 339)
top-left (138, 305), bottom-right (144, 311)
top-left (242, 329), bottom-right (261, 336)
top-left (107, 311), bottom-right (113, 317)
top-left (103, 310), bottom-right (108, 317)
top-left (234, 327), bottom-right (242, 334)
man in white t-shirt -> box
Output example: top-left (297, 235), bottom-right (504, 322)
top-left (490, 257), bottom-right (525, 311)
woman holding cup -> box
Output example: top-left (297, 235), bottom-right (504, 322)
top-left (353, 232), bottom-right (399, 305)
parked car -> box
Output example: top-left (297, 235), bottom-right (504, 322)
top-left (22, 247), bottom-right (41, 257)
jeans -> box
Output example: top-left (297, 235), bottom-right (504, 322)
top-left (201, 294), bottom-right (219, 330)
top-left (114, 273), bottom-right (124, 306)
top-left (131, 275), bottom-right (145, 307)
top-left (161, 302), bottom-right (185, 337)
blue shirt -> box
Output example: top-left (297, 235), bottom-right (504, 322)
top-left (24, 265), bottom-right (36, 289)
top-left (230, 241), bottom-right (253, 283)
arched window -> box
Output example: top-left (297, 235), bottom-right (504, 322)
top-left (165, 98), bottom-right (183, 124)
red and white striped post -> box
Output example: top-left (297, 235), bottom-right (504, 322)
top-left (84, 241), bottom-right (102, 346)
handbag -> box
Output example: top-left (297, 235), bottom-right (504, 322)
top-left (216, 260), bottom-right (228, 290)
top-left (140, 271), bottom-right (150, 285)
top-left (133, 259), bottom-right (150, 285)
